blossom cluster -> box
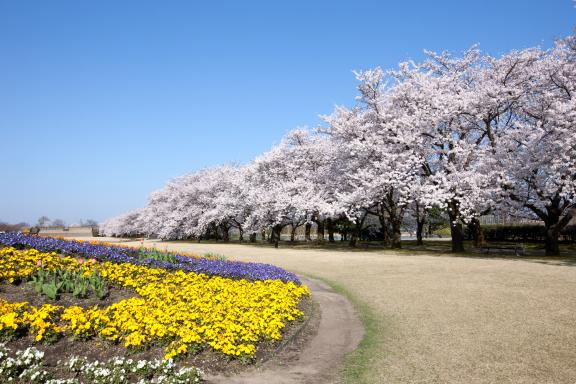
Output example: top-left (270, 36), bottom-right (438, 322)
top-left (0, 232), bottom-right (300, 283)
top-left (0, 343), bottom-right (203, 383)
top-left (0, 246), bottom-right (310, 359)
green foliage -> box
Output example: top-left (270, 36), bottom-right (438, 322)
top-left (481, 224), bottom-right (545, 241)
top-left (138, 247), bottom-right (178, 263)
top-left (28, 268), bottom-right (109, 301)
top-left (88, 270), bottom-right (107, 299)
top-left (475, 224), bottom-right (576, 242)
top-left (41, 280), bottom-right (64, 300)
top-left (202, 252), bottom-right (226, 261)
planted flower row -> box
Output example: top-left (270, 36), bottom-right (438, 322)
top-left (0, 247), bottom-right (310, 359)
top-left (0, 232), bottom-right (300, 284)
top-left (0, 344), bottom-right (203, 383)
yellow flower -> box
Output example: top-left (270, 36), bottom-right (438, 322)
top-left (0, 246), bottom-right (310, 358)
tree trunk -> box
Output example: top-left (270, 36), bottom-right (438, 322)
top-left (448, 205), bottom-right (465, 252)
top-left (238, 225), bottom-right (244, 242)
top-left (467, 218), bottom-right (485, 247)
top-left (545, 226), bottom-right (560, 256)
top-left (326, 218), bottom-right (335, 242)
top-left (416, 219), bottom-right (425, 246)
top-left (271, 224), bottom-right (283, 248)
top-left (349, 214), bottom-right (367, 247)
top-left (316, 220), bottom-right (325, 242)
top-left (382, 195), bottom-right (404, 249)
top-left (543, 207), bottom-right (563, 256)
top-left (220, 224), bottom-right (229, 242)
top-left (305, 223), bottom-right (312, 242)
top-left (529, 200), bottom-right (573, 256)
top-left (378, 212), bottom-right (391, 246)
top-left (290, 225), bottom-right (297, 242)
top-left (390, 217), bottom-right (402, 249)
top-left (249, 233), bottom-right (257, 243)
top-left (261, 229), bottom-right (267, 242)
top-left (211, 224), bottom-right (220, 241)
top-left (414, 202), bottom-right (426, 246)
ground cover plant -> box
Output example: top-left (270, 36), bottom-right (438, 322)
top-left (0, 344), bottom-right (203, 383)
top-left (0, 233), bottom-right (310, 382)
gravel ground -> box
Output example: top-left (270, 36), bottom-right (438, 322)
top-left (51, 230), bottom-right (576, 383)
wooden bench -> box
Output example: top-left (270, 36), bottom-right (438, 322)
top-left (480, 243), bottom-right (525, 256)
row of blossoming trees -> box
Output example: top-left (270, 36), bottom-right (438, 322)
top-left (101, 33), bottom-right (576, 256)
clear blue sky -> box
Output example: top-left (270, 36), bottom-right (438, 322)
top-left (1, 1), bottom-right (574, 225)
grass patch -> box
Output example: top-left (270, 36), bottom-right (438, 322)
top-left (303, 274), bottom-right (384, 384)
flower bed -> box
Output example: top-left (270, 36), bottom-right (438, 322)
top-left (0, 234), bottom-right (311, 382)
top-left (0, 246), bottom-right (309, 357)
top-left (0, 232), bottom-right (300, 283)
top-left (0, 344), bottom-right (203, 383)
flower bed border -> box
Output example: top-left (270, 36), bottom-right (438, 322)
top-left (0, 232), bottom-right (299, 283)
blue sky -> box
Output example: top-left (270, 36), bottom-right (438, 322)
top-left (1, 0), bottom-right (574, 225)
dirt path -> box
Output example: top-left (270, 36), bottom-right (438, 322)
top-left (56, 231), bottom-right (576, 383)
top-left (206, 277), bottom-right (363, 384)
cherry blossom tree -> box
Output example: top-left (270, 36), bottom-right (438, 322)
top-left (322, 68), bottom-right (424, 248)
top-left (497, 35), bottom-right (576, 255)
top-left (100, 31), bottom-right (575, 255)
top-left (244, 129), bottom-right (337, 246)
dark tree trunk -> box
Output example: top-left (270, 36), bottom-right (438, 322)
top-left (390, 217), bottom-right (402, 249)
top-left (349, 213), bottom-right (367, 247)
top-left (290, 225), bottom-right (297, 242)
top-left (271, 224), bottom-right (283, 248)
top-left (382, 194), bottom-right (404, 249)
top-left (378, 214), bottom-right (391, 246)
top-left (544, 225), bottom-right (560, 256)
top-left (348, 229), bottom-right (358, 247)
top-left (261, 229), bottom-right (267, 242)
top-left (238, 225), bottom-right (244, 242)
top-left (220, 224), bottom-right (229, 242)
top-left (305, 223), bottom-right (312, 242)
top-left (524, 198), bottom-right (573, 256)
top-left (326, 218), bottom-right (335, 242)
top-left (210, 224), bottom-right (220, 241)
top-left (416, 220), bottom-right (425, 246)
top-left (249, 233), bottom-right (257, 243)
top-left (543, 204), bottom-right (567, 256)
top-left (467, 218), bottom-right (485, 248)
top-left (316, 220), bottom-right (325, 242)
top-left (448, 203), bottom-right (465, 252)
top-left (414, 202), bottom-right (426, 246)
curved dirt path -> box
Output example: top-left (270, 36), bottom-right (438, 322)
top-left (57, 231), bottom-right (576, 384)
top-left (206, 277), bottom-right (363, 384)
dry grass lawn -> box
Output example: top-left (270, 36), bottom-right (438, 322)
top-left (52, 230), bottom-right (576, 383)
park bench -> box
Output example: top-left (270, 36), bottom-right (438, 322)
top-left (480, 243), bottom-right (525, 256)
